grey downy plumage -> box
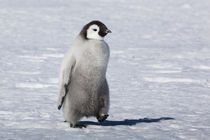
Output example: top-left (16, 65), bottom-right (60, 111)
top-left (58, 20), bottom-right (111, 128)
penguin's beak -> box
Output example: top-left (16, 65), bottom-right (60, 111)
top-left (105, 29), bottom-right (112, 34)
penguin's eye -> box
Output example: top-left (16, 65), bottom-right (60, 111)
top-left (93, 29), bottom-right (97, 31)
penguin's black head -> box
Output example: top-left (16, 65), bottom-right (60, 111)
top-left (80, 20), bottom-right (111, 40)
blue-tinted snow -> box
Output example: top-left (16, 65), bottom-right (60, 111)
top-left (0, 0), bottom-right (210, 139)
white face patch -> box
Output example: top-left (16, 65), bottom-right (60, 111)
top-left (86, 24), bottom-right (104, 40)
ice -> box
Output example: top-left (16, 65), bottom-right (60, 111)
top-left (0, 0), bottom-right (210, 139)
top-left (15, 83), bottom-right (55, 89)
top-left (143, 77), bottom-right (201, 83)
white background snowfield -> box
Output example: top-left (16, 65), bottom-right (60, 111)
top-left (0, 0), bottom-right (210, 139)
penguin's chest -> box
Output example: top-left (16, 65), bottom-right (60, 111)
top-left (77, 44), bottom-right (109, 81)
top-left (86, 47), bottom-right (107, 67)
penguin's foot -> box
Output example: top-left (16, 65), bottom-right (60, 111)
top-left (70, 123), bottom-right (86, 128)
top-left (97, 114), bottom-right (109, 122)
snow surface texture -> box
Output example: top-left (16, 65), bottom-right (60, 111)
top-left (0, 0), bottom-right (210, 139)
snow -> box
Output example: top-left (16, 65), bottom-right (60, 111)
top-left (0, 0), bottom-right (210, 139)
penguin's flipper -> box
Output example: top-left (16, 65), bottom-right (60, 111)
top-left (57, 55), bottom-right (76, 110)
top-left (58, 80), bottom-right (70, 110)
top-left (57, 84), bottom-right (68, 110)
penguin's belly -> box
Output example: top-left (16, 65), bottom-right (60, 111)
top-left (69, 63), bottom-right (106, 116)
top-left (67, 42), bottom-right (109, 116)
top-left (76, 55), bottom-right (108, 89)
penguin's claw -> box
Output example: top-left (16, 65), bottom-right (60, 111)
top-left (97, 114), bottom-right (109, 122)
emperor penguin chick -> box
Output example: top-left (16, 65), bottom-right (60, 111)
top-left (58, 20), bottom-right (111, 128)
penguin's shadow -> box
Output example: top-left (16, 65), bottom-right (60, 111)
top-left (80, 117), bottom-right (175, 126)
